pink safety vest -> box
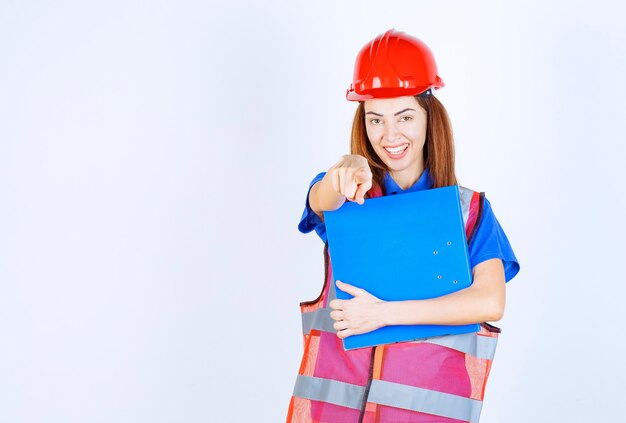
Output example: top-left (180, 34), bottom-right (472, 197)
top-left (287, 184), bottom-right (501, 423)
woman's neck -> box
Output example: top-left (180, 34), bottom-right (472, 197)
top-left (389, 162), bottom-right (425, 190)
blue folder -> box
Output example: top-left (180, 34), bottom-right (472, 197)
top-left (323, 185), bottom-right (479, 350)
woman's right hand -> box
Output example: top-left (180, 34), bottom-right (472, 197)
top-left (326, 155), bottom-right (373, 205)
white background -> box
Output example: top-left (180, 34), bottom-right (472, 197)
top-left (1, 1), bottom-right (625, 422)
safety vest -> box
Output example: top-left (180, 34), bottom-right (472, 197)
top-left (287, 185), bottom-right (501, 423)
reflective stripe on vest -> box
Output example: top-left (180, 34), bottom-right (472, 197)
top-left (288, 184), bottom-right (496, 423)
top-left (368, 380), bottom-right (483, 423)
top-left (293, 375), bottom-right (365, 410)
top-left (293, 375), bottom-right (483, 422)
top-left (302, 306), bottom-right (497, 360)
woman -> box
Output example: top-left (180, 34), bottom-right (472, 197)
top-left (287, 29), bottom-right (520, 423)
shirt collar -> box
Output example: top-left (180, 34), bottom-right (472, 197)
top-left (383, 167), bottom-right (434, 195)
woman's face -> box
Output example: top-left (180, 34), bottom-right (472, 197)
top-left (363, 96), bottom-right (427, 180)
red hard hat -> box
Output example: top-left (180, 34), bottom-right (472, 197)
top-left (346, 29), bottom-right (445, 101)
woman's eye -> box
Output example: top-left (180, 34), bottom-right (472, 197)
top-left (370, 118), bottom-right (382, 125)
top-left (400, 115), bottom-right (413, 122)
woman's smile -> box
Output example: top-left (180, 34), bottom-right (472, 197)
top-left (383, 142), bottom-right (410, 158)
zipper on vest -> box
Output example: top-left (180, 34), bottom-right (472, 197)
top-left (358, 346), bottom-right (377, 423)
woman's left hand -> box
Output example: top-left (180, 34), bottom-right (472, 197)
top-left (329, 280), bottom-right (387, 339)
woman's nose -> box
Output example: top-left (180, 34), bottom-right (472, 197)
top-left (384, 122), bottom-right (401, 142)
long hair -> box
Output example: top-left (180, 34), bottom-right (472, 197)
top-left (350, 95), bottom-right (458, 197)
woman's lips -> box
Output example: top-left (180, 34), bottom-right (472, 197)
top-left (383, 143), bottom-right (409, 159)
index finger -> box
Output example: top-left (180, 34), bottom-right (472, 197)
top-left (353, 166), bottom-right (371, 184)
top-left (354, 178), bottom-right (372, 205)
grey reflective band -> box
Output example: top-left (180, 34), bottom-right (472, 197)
top-left (292, 375), bottom-right (365, 410)
top-left (293, 375), bottom-right (483, 420)
top-left (458, 186), bottom-right (473, 226)
top-left (328, 278), bottom-right (337, 302)
top-left (421, 332), bottom-right (497, 360)
top-left (301, 309), bottom-right (496, 360)
top-left (301, 307), bottom-right (336, 334)
top-left (368, 379), bottom-right (483, 422)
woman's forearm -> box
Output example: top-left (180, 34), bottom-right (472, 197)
top-left (309, 175), bottom-right (346, 220)
top-left (382, 284), bottom-right (503, 326)
top-left (382, 258), bottom-right (506, 326)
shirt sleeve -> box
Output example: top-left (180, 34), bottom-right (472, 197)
top-left (468, 196), bottom-right (520, 283)
top-left (297, 171), bottom-right (328, 243)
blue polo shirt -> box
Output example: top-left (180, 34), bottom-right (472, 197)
top-left (298, 168), bottom-right (520, 282)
